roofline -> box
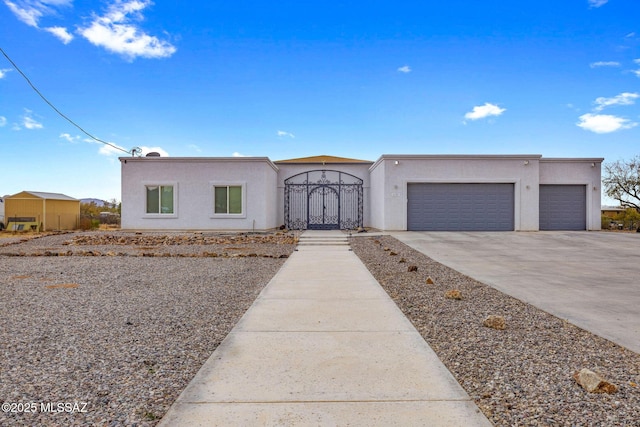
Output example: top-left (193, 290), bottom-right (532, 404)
top-left (370, 154), bottom-right (544, 171)
top-left (274, 155), bottom-right (373, 164)
top-left (274, 160), bottom-right (374, 164)
top-left (119, 156), bottom-right (279, 172)
top-left (539, 157), bottom-right (605, 163)
top-left (6, 191), bottom-right (79, 201)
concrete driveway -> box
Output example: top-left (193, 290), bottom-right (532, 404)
top-left (391, 231), bottom-right (640, 354)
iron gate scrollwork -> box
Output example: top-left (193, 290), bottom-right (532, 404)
top-left (284, 170), bottom-right (363, 230)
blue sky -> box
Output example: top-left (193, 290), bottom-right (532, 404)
top-left (1, 0), bottom-right (639, 202)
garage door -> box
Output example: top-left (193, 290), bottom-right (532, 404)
top-left (407, 183), bottom-right (514, 231)
top-left (539, 185), bottom-right (586, 230)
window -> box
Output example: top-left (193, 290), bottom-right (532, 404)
top-left (146, 185), bottom-right (174, 214)
top-left (214, 185), bottom-right (242, 214)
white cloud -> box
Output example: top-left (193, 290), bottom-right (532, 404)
top-left (45, 26), bottom-right (73, 43)
top-left (139, 146), bottom-right (169, 156)
top-left (593, 92), bottom-right (639, 111)
top-left (577, 113), bottom-right (637, 133)
top-left (232, 152), bottom-right (246, 157)
top-left (397, 65), bottom-right (411, 73)
top-left (187, 144), bottom-right (201, 152)
top-left (59, 133), bottom-right (80, 142)
top-left (0, 116), bottom-right (6, 127)
top-left (4, 0), bottom-right (43, 27)
top-left (0, 68), bottom-right (12, 79)
top-left (277, 130), bottom-right (295, 138)
top-left (23, 117), bottom-right (43, 129)
top-left (464, 103), bottom-right (506, 121)
top-left (588, 0), bottom-right (608, 8)
top-left (5, 1), bottom-right (77, 45)
top-left (97, 140), bottom-right (159, 157)
top-left (632, 59), bottom-right (640, 78)
top-left (22, 110), bottom-right (43, 129)
top-left (4, 0), bottom-right (73, 28)
top-left (98, 142), bottom-right (127, 156)
top-left (79, 0), bottom-right (176, 60)
top-left (589, 61), bottom-right (620, 68)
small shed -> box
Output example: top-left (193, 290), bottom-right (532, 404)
top-left (4, 191), bottom-right (80, 231)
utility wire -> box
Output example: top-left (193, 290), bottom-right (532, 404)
top-left (0, 47), bottom-right (133, 155)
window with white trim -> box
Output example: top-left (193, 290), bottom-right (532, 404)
top-left (146, 185), bottom-right (174, 214)
top-left (214, 185), bottom-right (243, 214)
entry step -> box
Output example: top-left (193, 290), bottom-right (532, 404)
top-left (298, 239), bottom-right (349, 246)
top-left (298, 241), bottom-right (350, 246)
top-left (297, 233), bottom-right (350, 246)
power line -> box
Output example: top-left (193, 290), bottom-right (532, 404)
top-left (0, 47), bottom-right (133, 155)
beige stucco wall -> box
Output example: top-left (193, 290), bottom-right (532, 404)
top-left (369, 155), bottom-right (543, 231)
top-left (120, 157), bottom-right (279, 230)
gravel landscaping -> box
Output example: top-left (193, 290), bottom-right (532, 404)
top-left (350, 235), bottom-right (640, 427)
top-left (0, 231), bottom-right (296, 426)
top-left (3, 230), bottom-right (639, 426)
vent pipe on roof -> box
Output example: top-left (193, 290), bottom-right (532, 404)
top-left (146, 152), bottom-right (161, 157)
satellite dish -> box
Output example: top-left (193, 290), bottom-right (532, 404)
top-left (146, 152), bottom-right (161, 157)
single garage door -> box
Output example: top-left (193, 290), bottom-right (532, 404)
top-left (539, 185), bottom-right (586, 230)
top-left (407, 183), bottom-right (514, 231)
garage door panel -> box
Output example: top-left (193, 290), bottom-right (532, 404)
top-left (539, 185), bottom-right (586, 230)
top-left (407, 183), bottom-right (514, 231)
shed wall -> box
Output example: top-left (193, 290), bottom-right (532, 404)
top-left (4, 197), bottom-right (79, 230)
top-left (44, 200), bottom-right (80, 230)
top-left (4, 199), bottom-right (43, 225)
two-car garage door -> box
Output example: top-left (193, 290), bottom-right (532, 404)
top-left (407, 183), bottom-right (514, 231)
top-left (407, 183), bottom-right (587, 231)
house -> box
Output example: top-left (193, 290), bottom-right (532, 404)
top-left (119, 154), bottom-right (603, 231)
top-left (0, 196), bottom-right (5, 227)
top-left (4, 191), bottom-right (80, 231)
top-left (601, 205), bottom-right (625, 218)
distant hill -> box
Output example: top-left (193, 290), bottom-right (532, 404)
top-left (81, 198), bottom-right (115, 208)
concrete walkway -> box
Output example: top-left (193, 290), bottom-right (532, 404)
top-left (159, 230), bottom-right (491, 426)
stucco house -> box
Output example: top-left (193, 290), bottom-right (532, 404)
top-left (119, 154), bottom-right (603, 231)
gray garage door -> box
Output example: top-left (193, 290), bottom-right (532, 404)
top-left (539, 185), bottom-right (586, 230)
top-left (407, 183), bottom-right (514, 231)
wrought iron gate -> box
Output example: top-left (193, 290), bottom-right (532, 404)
top-left (284, 170), bottom-right (363, 230)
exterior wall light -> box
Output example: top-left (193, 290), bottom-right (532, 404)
top-left (394, 160), bottom-right (399, 165)
top-left (523, 160), bottom-right (529, 165)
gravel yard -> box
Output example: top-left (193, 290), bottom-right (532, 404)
top-left (3, 230), bottom-right (639, 426)
top-left (350, 235), bottom-right (640, 427)
top-left (0, 231), bottom-right (296, 426)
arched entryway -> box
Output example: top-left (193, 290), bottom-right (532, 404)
top-left (284, 170), bottom-right (363, 230)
